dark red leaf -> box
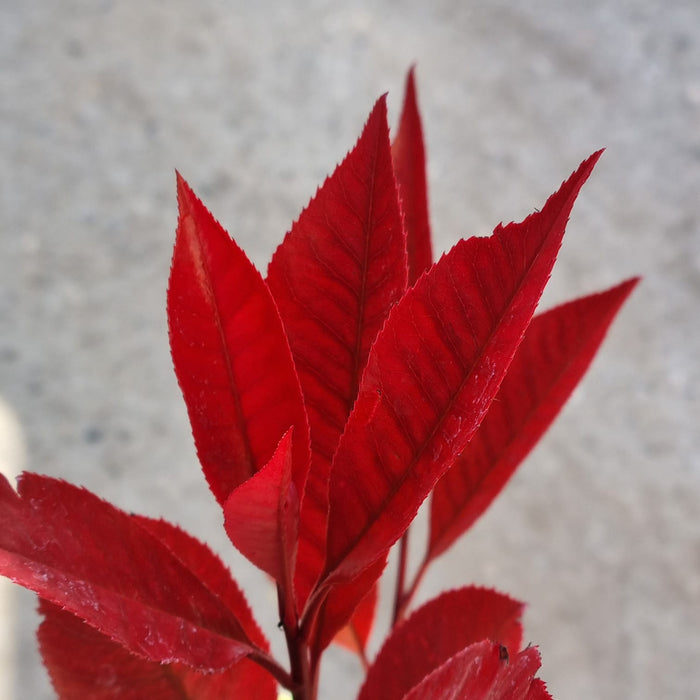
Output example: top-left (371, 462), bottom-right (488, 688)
top-left (358, 586), bottom-right (524, 700)
top-left (321, 152), bottom-right (602, 586)
top-left (428, 277), bottom-right (639, 561)
top-left (308, 558), bottom-right (386, 662)
top-left (131, 514), bottom-right (269, 653)
top-left (392, 67), bottom-right (433, 285)
top-left (168, 175), bottom-right (310, 507)
top-left (38, 600), bottom-right (277, 700)
top-left (399, 641), bottom-right (552, 700)
top-left (224, 429), bottom-right (298, 610)
top-left (266, 96), bottom-right (407, 610)
top-left (332, 580), bottom-right (378, 657)
top-left (0, 473), bottom-right (269, 672)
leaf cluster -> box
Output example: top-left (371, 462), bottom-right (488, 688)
top-left (0, 70), bottom-right (637, 700)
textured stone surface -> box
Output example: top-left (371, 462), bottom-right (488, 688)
top-left (1, 1), bottom-right (698, 698)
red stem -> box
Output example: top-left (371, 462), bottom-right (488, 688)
top-left (277, 583), bottom-right (314, 700)
top-left (396, 556), bottom-right (429, 621)
top-left (247, 649), bottom-right (298, 694)
top-left (391, 529), bottom-right (410, 627)
top-left (284, 619), bottom-right (313, 700)
top-left (349, 621), bottom-right (369, 672)
top-left (392, 536), bottom-right (434, 625)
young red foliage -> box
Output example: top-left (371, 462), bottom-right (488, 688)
top-left (0, 474), bottom-right (272, 672)
top-left (308, 557), bottom-right (387, 664)
top-left (0, 70), bottom-right (637, 700)
top-left (358, 586), bottom-right (524, 700)
top-left (266, 96), bottom-right (407, 613)
top-left (391, 66), bottom-right (433, 284)
top-left (224, 429), bottom-right (298, 624)
top-left (38, 600), bottom-right (277, 700)
top-left (400, 641), bottom-right (552, 700)
top-left (427, 277), bottom-right (640, 564)
top-left (169, 174), bottom-right (310, 508)
top-left (318, 150), bottom-right (601, 591)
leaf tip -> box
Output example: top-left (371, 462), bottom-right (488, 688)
top-left (174, 171), bottom-right (198, 219)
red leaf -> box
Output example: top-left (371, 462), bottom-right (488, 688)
top-left (224, 429), bottom-right (298, 606)
top-left (392, 67), bottom-right (433, 285)
top-left (358, 586), bottom-right (524, 700)
top-left (428, 277), bottom-right (639, 561)
top-left (309, 558), bottom-right (386, 662)
top-left (399, 641), bottom-right (552, 700)
top-left (266, 96), bottom-right (407, 610)
top-left (321, 152), bottom-right (602, 586)
top-left (168, 175), bottom-right (310, 507)
top-left (332, 580), bottom-right (378, 657)
top-left (131, 514), bottom-right (269, 653)
top-left (38, 600), bottom-right (277, 700)
top-left (0, 473), bottom-right (269, 672)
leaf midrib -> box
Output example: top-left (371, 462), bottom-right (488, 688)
top-left (325, 185), bottom-right (578, 581)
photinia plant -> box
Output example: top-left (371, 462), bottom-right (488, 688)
top-left (0, 70), bottom-right (637, 699)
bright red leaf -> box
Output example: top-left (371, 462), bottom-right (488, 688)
top-left (332, 580), bottom-right (378, 659)
top-left (130, 515), bottom-right (268, 653)
top-left (267, 95), bottom-right (407, 611)
top-left (224, 429), bottom-right (298, 621)
top-left (392, 66), bottom-right (433, 285)
top-left (38, 600), bottom-right (277, 700)
top-left (358, 586), bottom-right (524, 700)
top-left (0, 70), bottom-right (636, 700)
top-left (0, 473), bottom-right (270, 672)
top-left (400, 641), bottom-right (552, 700)
top-left (428, 277), bottom-right (639, 562)
top-left (320, 151), bottom-right (602, 588)
top-left (168, 174), bottom-right (310, 507)
top-left (308, 557), bottom-right (386, 663)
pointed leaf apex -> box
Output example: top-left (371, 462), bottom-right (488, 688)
top-left (560, 149), bottom-right (603, 200)
top-left (368, 93), bottom-right (390, 130)
top-left (392, 67), bottom-right (432, 283)
top-left (582, 147), bottom-right (604, 172)
top-left (405, 65), bottom-right (417, 95)
top-left (554, 148), bottom-right (603, 206)
top-left (175, 173), bottom-right (212, 226)
top-left (175, 170), bottom-right (192, 206)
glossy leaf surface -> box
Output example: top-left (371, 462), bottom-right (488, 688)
top-left (428, 277), bottom-right (639, 561)
top-left (392, 66), bottom-right (433, 285)
top-left (322, 152), bottom-right (602, 586)
top-left (131, 514), bottom-right (269, 652)
top-left (39, 601), bottom-right (277, 700)
top-left (359, 586), bottom-right (523, 700)
top-left (267, 96), bottom-right (407, 610)
top-left (224, 429), bottom-right (298, 611)
top-left (400, 641), bottom-right (552, 700)
top-left (0, 69), bottom-right (638, 700)
top-left (0, 473), bottom-right (265, 671)
top-left (169, 175), bottom-right (310, 507)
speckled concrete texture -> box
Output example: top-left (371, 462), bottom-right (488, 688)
top-left (1, 2), bottom-right (698, 698)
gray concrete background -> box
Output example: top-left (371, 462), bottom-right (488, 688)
top-left (1, 1), bottom-right (698, 698)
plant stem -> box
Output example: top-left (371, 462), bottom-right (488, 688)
top-left (286, 630), bottom-right (312, 700)
top-left (247, 650), bottom-right (298, 694)
top-left (396, 557), bottom-right (429, 621)
top-left (391, 529), bottom-right (410, 627)
top-left (348, 621), bottom-right (369, 672)
top-left (277, 583), bottom-right (314, 700)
